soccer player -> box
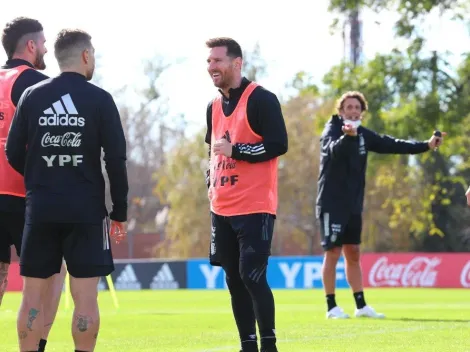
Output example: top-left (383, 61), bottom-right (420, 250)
top-left (0, 17), bottom-right (65, 352)
top-left (6, 28), bottom-right (128, 352)
top-left (205, 37), bottom-right (288, 352)
top-left (316, 91), bottom-right (445, 319)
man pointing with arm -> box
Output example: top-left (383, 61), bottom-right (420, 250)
top-left (316, 91), bottom-right (445, 319)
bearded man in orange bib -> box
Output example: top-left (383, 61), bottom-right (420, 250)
top-left (205, 37), bottom-right (288, 352)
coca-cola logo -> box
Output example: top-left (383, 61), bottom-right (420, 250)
top-left (41, 132), bottom-right (82, 148)
top-left (368, 256), bottom-right (441, 287)
top-left (460, 261), bottom-right (470, 288)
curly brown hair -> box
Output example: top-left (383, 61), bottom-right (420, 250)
top-left (336, 91), bottom-right (368, 113)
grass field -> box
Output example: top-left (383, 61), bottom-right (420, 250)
top-left (0, 288), bottom-right (469, 352)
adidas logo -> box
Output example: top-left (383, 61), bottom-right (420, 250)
top-left (39, 94), bottom-right (85, 127)
top-left (115, 264), bottom-right (142, 290)
top-left (245, 246), bottom-right (255, 253)
top-left (223, 130), bottom-right (231, 143)
top-left (150, 263), bottom-right (179, 289)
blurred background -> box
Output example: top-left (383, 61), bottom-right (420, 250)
top-left (2, 0), bottom-right (470, 281)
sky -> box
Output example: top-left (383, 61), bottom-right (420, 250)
top-left (1, 0), bottom-right (469, 136)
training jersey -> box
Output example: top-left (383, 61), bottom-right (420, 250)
top-left (208, 82), bottom-right (279, 216)
top-left (5, 72), bottom-right (128, 224)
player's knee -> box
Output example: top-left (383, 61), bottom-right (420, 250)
top-left (324, 247), bottom-right (342, 264)
top-left (343, 244), bottom-right (361, 263)
top-left (239, 255), bottom-right (268, 290)
top-left (225, 272), bottom-right (245, 293)
top-left (22, 284), bottom-right (46, 308)
top-left (70, 278), bottom-right (99, 307)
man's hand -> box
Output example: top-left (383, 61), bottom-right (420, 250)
top-left (428, 131), bottom-right (447, 150)
top-left (213, 138), bottom-right (232, 157)
top-left (110, 220), bottom-right (127, 244)
top-left (342, 124), bottom-right (358, 136)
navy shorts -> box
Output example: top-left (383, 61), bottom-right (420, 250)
top-left (209, 212), bottom-right (275, 267)
top-left (0, 211), bottom-right (24, 264)
top-left (20, 218), bottom-right (114, 279)
top-left (318, 212), bottom-right (362, 251)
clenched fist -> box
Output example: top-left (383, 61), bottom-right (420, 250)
top-left (213, 138), bottom-right (232, 157)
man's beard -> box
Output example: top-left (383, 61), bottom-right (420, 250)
top-left (86, 67), bottom-right (95, 81)
top-left (34, 53), bottom-right (46, 70)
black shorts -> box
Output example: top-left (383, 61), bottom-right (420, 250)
top-left (318, 212), bottom-right (362, 251)
top-left (209, 212), bottom-right (275, 267)
top-left (20, 218), bottom-right (114, 279)
top-left (0, 211), bottom-right (24, 264)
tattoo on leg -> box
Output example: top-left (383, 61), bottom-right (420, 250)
top-left (75, 314), bottom-right (93, 332)
top-left (0, 278), bottom-right (7, 305)
top-left (19, 331), bottom-right (28, 340)
top-left (26, 308), bottom-right (40, 331)
top-left (0, 262), bottom-right (8, 305)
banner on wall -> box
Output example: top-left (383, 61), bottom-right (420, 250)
top-left (186, 256), bottom-right (349, 289)
top-left (361, 253), bottom-right (470, 288)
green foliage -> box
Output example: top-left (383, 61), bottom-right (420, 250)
top-left (320, 0), bottom-right (470, 251)
top-left (329, 0), bottom-right (468, 38)
top-left (153, 130), bottom-right (210, 258)
top-left (155, 3), bottom-right (470, 257)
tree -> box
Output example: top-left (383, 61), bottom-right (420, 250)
top-left (153, 130), bottom-right (210, 258)
top-left (242, 42), bottom-right (267, 81)
top-left (321, 0), bottom-right (470, 251)
top-left (103, 57), bottom-right (184, 235)
top-left (275, 93), bottom-right (335, 255)
top-left (328, 0), bottom-right (469, 39)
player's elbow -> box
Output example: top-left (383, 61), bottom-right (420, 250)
top-left (279, 141), bottom-right (288, 156)
top-left (268, 141), bottom-right (288, 158)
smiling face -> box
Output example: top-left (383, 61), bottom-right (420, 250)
top-left (207, 46), bottom-right (241, 90)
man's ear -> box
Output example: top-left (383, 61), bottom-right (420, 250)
top-left (82, 49), bottom-right (89, 64)
top-left (234, 57), bottom-right (242, 70)
top-left (26, 39), bottom-right (36, 54)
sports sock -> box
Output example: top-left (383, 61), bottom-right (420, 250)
top-left (37, 338), bottom-right (47, 352)
top-left (326, 294), bottom-right (337, 311)
top-left (353, 291), bottom-right (366, 309)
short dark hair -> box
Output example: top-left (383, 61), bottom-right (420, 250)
top-left (1, 17), bottom-right (43, 59)
top-left (337, 91), bottom-right (369, 112)
top-left (54, 29), bottom-right (92, 67)
top-left (205, 37), bottom-right (243, 59)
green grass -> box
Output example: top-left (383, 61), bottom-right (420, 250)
top-left (1, 289), bottom-right (469, 351)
